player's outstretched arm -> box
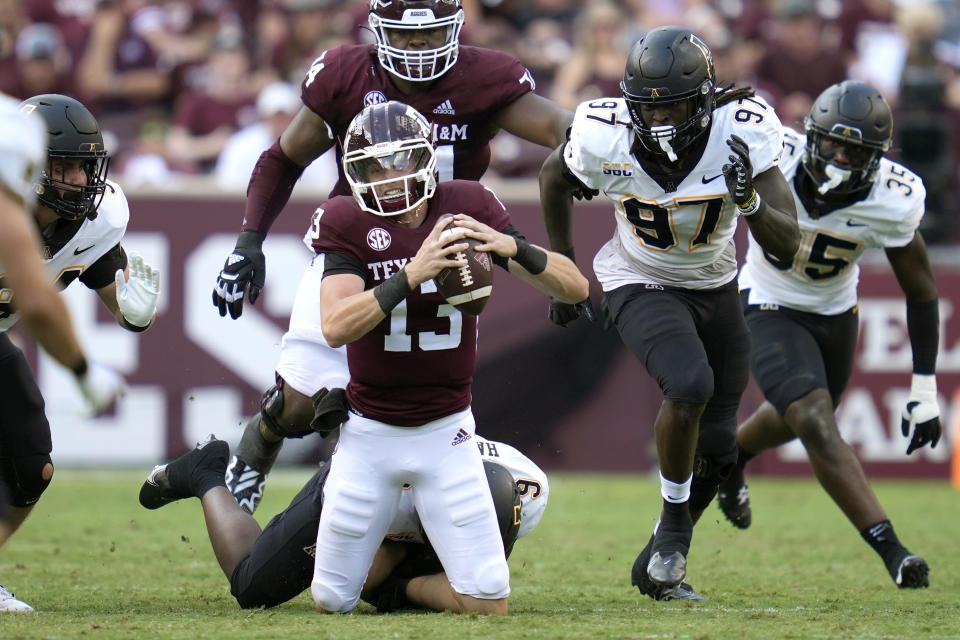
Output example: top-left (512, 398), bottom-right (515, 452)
top-left (495, 92), bottom-right (573, 150)
top-left (212, 107), bottom-right (336, 319)
top-left (451, 214), bottom-right (588, 303)
top-left (886, 232), bottom-right (942, 454)
top-left (722, 134), bottom-right (799, 263)
top-left (320, 217), bottom-right (470, 348)
top-left (538, 145), bottom-right (578, 256)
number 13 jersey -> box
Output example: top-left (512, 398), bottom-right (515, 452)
top-left (561, 95), bottom-right (782, 291)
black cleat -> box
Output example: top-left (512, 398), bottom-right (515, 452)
top-left (225, 455), bottom-right (266, 515)
top-left (890, 552), bottom-right (930, 589)
top-left (717, 466), bottom-right (751, 529)
top-left (631, 541), bottom-right (705, 602)
top-left (647, 551), bottom-right (686, 587)
top-left (139, 436), bottom-right (229, 510)
top-left (645, 507), bottom-right (692, 587)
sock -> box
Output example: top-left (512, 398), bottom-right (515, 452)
top-left (660, 472), bottom-right (692, 503)
top-left (860, 520), bottom-right (905, 569)
top-left (165, 443), bottom-right (228, 499)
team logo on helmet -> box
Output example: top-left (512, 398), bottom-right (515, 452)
top-left (364, 91), bottom-right (388, 106)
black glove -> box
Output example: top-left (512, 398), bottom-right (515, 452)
top-left (721, 134), bottom-right (756, 207)
top-left (900, 375), bottom-right (942, 454)
top-left (212, 230), bottom-right (265, 319)
top-left (310, 387), bottom-right (349, 436)
top-left (548, 297), bottom-right (597, 327)
top-left (572, 185), bottom-right (600, 201)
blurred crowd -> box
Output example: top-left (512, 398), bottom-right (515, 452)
top-left (3, 0), bottom-right (960, 241)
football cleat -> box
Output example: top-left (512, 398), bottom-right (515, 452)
top-left (225, 455), bottom-right (266, 515)
top-left (646, 507), bottom-right (692, 587)
top-left (890, 552), bottom-right (930, 589)
top-left (0, 584), bottom-right (34, 612)
top-left (139, 435), bottom-right (229, 510)
top-left (717, 468), bottom-right (752, 529)
top-left (647, 551), bottom-right (687, 587)
top-left (631, 544), bottom-right (705, 602)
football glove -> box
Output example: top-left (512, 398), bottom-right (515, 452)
top-left (213, 230), bottom-right (265, 319)
top-left (75, 361), bottom-right (126, 417)
top-left (115, 252), bottom-right (160, 328)
top-left (722, 134), bottom-right (757, 208)
top-left (901, 374), bottom-right (942, 455)
top-left (548, 297), bottom-right (597, 328)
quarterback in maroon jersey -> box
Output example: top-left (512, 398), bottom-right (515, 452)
top-left (305, 101), bottom-right (586, 614)
top-left (211, 0), bottom-right (580, 518)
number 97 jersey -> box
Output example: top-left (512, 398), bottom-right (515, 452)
top-left (738, 127), bottom-right (925, 315)
top-left (562, 95), bottom-right (782, 291)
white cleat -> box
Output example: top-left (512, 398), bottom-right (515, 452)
top-left (0, 584), bottom-right (34, 612)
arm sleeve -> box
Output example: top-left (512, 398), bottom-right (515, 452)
top-left (322, 252), bottom-right (366, 279)
top-left (241, 140), bottom-right (306, 235)
top-left (80, 244), bottom-right (127, 289)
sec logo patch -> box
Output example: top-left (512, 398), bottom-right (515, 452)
top-left (364, 91), bottom-right (387, 106)
top-left (367, 227), bottom-right (392, 250)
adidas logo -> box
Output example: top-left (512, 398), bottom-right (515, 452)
top-left (433, 99), bottom-right (455, 115)
top-left (227, 253), bottom-right (244, 266)
top-left (451, 428), bottom-right (471, 446)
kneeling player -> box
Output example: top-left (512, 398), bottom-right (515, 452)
top-left (139, 434), bottom-right (548, 612)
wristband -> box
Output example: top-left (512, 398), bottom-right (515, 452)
top-left (373, 268), bottom-right (412, 314)
top-left (122, 316), bottom-right (152, 332)
top-left (71, 357), bottom-right (89, 378)
top-left (737, 191), bottom-right (761, 216)
top-left (513, 238), bottom-right (548, 275)
top-left (910, 373), bottom-right (937, 401)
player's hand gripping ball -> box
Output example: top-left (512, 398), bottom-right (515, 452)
top-left (433, 217), bottom-right (494, 316)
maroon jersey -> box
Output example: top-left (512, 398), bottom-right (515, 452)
top-left (300, 44), bottom-right (534, 196)
top-left (311, 181), bottom-right (511, 426)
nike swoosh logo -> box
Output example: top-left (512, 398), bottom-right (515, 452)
top-left (701, 174), bottom-right (723, 184)
top-left (845, 220), bottom-right (868, 227)
top-left (74, 245), bottom-right (95, 255)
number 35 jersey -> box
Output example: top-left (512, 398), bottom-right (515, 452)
top-left (738, 128), bottom-right (925, 315)
top-left (0, 179), bottom-right (129, 332)
top-left (562, 95), bottom-right (782, 291)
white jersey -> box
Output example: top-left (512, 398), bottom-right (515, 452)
top-left (0, 179), bottom-right (130, 331)
top-left (385, 436), bottom-right (550, 543)
top-left (0, 95), bottom-right (46, 209)
top-left (738, 127), bottom-right (924, 314)
top-left (563, 94), bottom-right (783, 290)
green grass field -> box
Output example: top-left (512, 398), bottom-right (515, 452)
top-left (1, 468), bottom-right (958, 639)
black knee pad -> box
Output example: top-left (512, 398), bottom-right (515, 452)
top-left (259, 376), bottom-right (315, 440)
top-left (0, 454), bottom-right (53, 507)
top-left (689, 454), bottom-right (735, 511)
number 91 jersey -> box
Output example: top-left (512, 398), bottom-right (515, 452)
top-left (562, 95), bottom-right (782, 290)
top-left (738, 127), bottom-right (925, 315)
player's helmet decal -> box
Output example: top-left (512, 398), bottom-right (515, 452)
top-left (802, 80), bottom-right (893, 195)
top-left (19, 93), bottom-right (110, 221)
top-left (621, 26), bottom-right (716, 162)
top-left (343, 100), bottom-right (438, 216)
top-left (369, 0), bottom-right (464, 82)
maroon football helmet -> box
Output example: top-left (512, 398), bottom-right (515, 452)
top-left (343, 101), bottom-right (437, 216)
top-left (368, 0), bottom-right (464, 82)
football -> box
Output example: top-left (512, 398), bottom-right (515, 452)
top-left (434, 220), bottom-right (494, 316)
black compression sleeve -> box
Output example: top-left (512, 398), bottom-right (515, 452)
top-left (907, 298), bottom-right (939, 374)
top-left (513, 238), bottom-right (548, 274)
top-left (80, 244), bottom-right (127, 289)
top-left (373, 268), bottom-right (412, 314)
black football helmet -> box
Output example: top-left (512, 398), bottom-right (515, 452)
top-left (18, 94), bottom-right (109, 221)
top-left (483, 460), bottom-right (522, 557)
top-left (620, 26), bottom-right (716, 162)
top-left (368, 0), bottom-right (464, 82)
top-left (802, 80), bottom-right (892, 195)
top-left (343, 100), bottom-right (437, 216)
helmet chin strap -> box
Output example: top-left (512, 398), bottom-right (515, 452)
top-left (650, 125), bottom-right (679, 162)
top-left (817, 163), bottom-right (852, 194)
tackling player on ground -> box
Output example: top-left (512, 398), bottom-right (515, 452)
top-left (139, 432), bottom-right (548, 612)
top-left (717, 80), bottom-right (936, 589)
top-left (210, 0), bottom-right (580, 516)
top-left (0, 94), bottom-right (159, 612)
top-left (538, 26), bottom-right (800, 601)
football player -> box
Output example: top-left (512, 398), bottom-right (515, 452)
top-left (717, 81), bottom-right (936, 589)
top-left (303, 100), bottom-right (582, 614)
top-left (0, 94), bottom-right (160, 612)
top-left (538, 26), bottom-right (800, 600)
top-left (139, 432), bottom-right (548, 612)
top-left (209, 0), bottom-right (581, 516)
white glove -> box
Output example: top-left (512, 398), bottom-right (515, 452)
top-left (116, 252), bottom-right (160, 328)
top-left (75, 361), bottom-right (126, 416)
top-left (900, 374), bottom-right (942, 455)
